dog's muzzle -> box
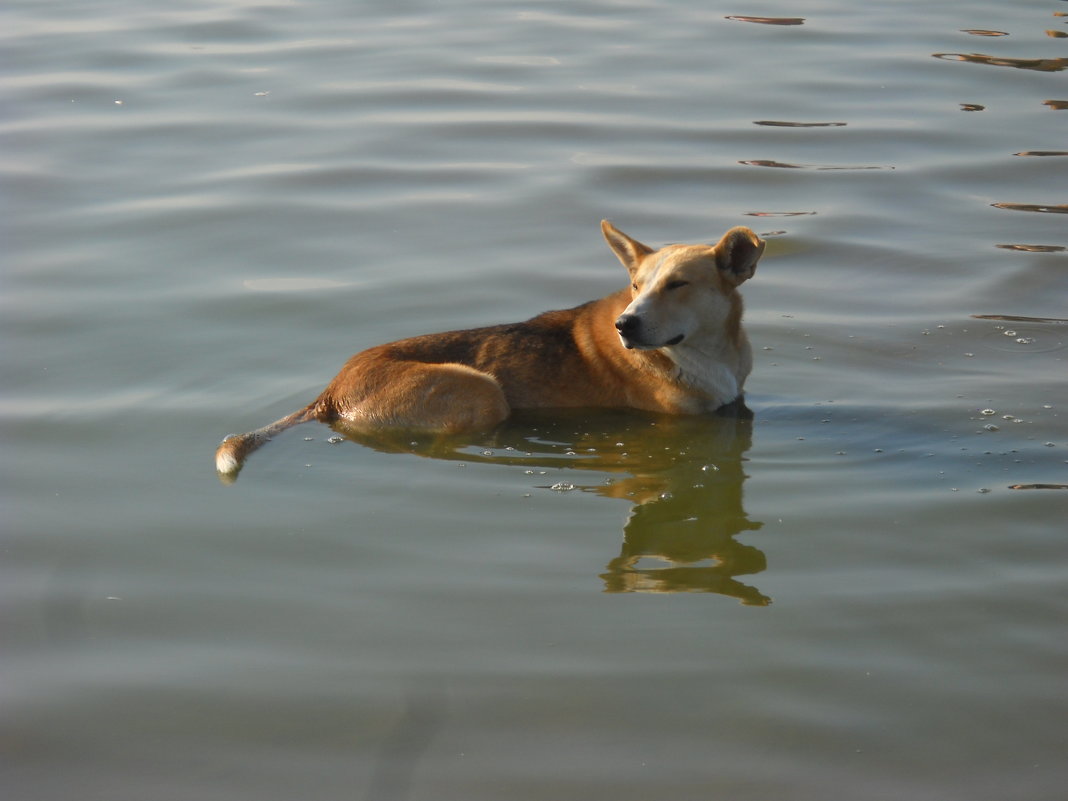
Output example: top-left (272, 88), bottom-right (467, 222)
top-left (615, 314), bottom-right (684, 349)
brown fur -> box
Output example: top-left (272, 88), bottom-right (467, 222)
top-left (215, 221), bottom-right (764, 479)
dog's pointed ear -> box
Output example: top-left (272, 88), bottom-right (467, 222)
top-left (601, 220), bottom-right (653, 274)
top-left (713, 226), bottom-right (765, 287)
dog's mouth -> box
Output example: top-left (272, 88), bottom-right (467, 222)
top-left (620, 332), bottom-right (686, 350)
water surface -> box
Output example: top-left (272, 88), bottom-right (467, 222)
top-left (4, 1), bottom-right (1067, 799)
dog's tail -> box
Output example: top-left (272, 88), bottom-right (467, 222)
top-left (215, 403), bottom-right (319, 482)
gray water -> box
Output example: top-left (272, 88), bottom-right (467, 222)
top-left (4, 1), bottom-right (1067, 799)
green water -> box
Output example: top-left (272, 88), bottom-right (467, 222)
top-left (4, 1), bottom-right (1067, 799)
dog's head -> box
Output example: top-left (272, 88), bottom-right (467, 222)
top-left (602, 221), bottom-right (764, 351)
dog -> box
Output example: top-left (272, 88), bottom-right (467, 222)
top-left (214, 220), bottom-right (765, 478)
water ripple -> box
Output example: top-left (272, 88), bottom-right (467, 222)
top-left (753, 120), bottom-right (847, 128)
top-left (932, 53), bottom-right (1067, 72)
top-left (725, 16), bottom-right (805, 26)
top-left (995, 244), bottom-right (1066, 253)
top-left (745, 211), bottom-right (818, 217)
top-left (739, 159), bottom-right (894, 171)
top-left (991, 202), bottom-right (1068, 214)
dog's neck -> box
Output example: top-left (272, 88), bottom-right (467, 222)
top-left (662, 337), bottom-right (747, 410)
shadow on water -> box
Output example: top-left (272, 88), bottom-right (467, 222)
top-left (332, 403), bottom-right (770, 606)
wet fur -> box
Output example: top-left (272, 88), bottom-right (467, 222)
top-left (215, 221), bottom-right (764, 479)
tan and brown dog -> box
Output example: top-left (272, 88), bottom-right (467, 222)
top-left (215, 221), bottom-right (765, 478)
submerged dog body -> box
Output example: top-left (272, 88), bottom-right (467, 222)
top-left (215, 221), bottom-right (765, 477)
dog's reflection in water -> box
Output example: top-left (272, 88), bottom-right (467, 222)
top-left (335, 405), bottom-right (769, 606)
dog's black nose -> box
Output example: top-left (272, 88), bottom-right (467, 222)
top-left (615, 314), bottom-right (639, 336)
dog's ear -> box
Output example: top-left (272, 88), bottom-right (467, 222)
top-left (601, 220), bottom-right (653, 274)
top-left (713, 226), bottom-right (765, 287)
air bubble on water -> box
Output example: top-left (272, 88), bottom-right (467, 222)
top-left (981, 409), bottom-right (996, 416)
top-left (481, 450), bottom-right (493, 457)
top-left (1002, 415), bottom-right (1015, 421)
top-left (984, 424), bottom-right (999, 431)
top-left (977, 487), bottom-right (991, 494)
top-left (565, 450), bottom-right (577, 456)
top-left (550, 482), bottom-right (575, 492)
top-left (1045, 442), bottom-right (1056, 447)
top-left (327, 435), bottom-right (344, 444)
top-left (964, 353), bottom-right (974, 357)
top-left (304, 437), bottom-right (314, 441)
top-left (525, 470), bottom-right (535, 475)
top-left (1004, 330), bottom-right (1017, 337)
top-left (1016, 337), bottom-right (1035, 345)
top-left (701, 464), bottom-right (719, 472)
top-left (659, 492), bottom-right (673, 501)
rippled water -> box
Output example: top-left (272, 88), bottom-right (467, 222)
top-left (4, 1), bottom-right (1067, 799)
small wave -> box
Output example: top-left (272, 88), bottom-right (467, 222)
top-left (932, 53), bottom-right (1066, 72)
top-left (744, 211), bottom-right (817, 217)
top-left (753, 120), bottom-right (846, 128)
top-left (995, 244), bottom-right (1066, 253)
top-left (725, 16), bottom-right (805, 26)
top-left (991, 202), bottom-right (1068, 214)
top-left (972, 314), bottom-right (1068, 324)
top-left (739, 159), bottom-right (893, 171)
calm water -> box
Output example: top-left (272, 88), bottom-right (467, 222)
top-left (4, 1), bottom-right (1067, 799)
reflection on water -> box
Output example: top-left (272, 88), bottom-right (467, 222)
top-left (740, 159), bottom-right (893, 171)
top-left (753, 120), bottom-right (846, 128)
top-left (725, 16), bottom-right (805, 26)
top-left (334, 407), bottom-right (769, 605)
top-left (992, 202), bottom-right (1068, 214)
top-left (995, 244), bottom-right (1066, 253)
top-left (745, 211), bottom-right (817, 217)
top-left (932, 53), bottom-right (1067, 72)
top-left (972, 314), bottom-right (1068, 324)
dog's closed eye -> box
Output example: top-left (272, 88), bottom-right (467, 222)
top-left (665, 280), bottom-right (689, 290)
